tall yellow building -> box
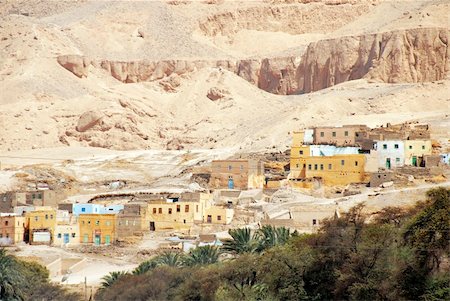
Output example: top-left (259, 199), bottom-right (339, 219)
top-left (25, 208), bottom-right (57, 244)
top-left (0, 214), bottom-right (25, 245)
top-left (78, 214), bottom-right (116, 245)
top-left (290, 132), bottom-right (367, 186)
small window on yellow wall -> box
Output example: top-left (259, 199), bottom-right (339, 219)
top-left (177, 205), bottom-right (180, 212)
top-left (153, 208), bottom-right (156, 214)
top-left (332, 132), bottom-right (336, 137)
top-left (168, 208), bottom-right (172, 214)
top-left (341, 160), bottom-right (345, 166)
top-left (217, 215), bottom-right (222, 221)
top-left (320, 164), bottom-right (324, 170)
top-left (185, 205), bottom-right (189, 213)
top-left (299, 150), bottom-right (303, 155)
top-left (344, 131), bottom-right (348, 136)
top-left (328, 164), bottom-right (332, 170)
top-left (308, 164), bottom-right (312, 170)
top-left (409, 145), bottom-right (413, 150)
top-left (196, 205), bottom-right (199, 213)
top-left (158, 208), bottom-right (162, 214)
top-left (355, 161), bottom-right (358, 166)
top-left (422, 145), bottom-right (425, 150)
top-left (320, 132), bottom-right (324, 137)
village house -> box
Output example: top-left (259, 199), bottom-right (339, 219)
top-left (54, 224), bottom-right (79, 247)
top-left (369, 171), bottom-right (393, 187)
top-left (25, 207), bottom-right (57, 245)
top-left (403, 139), bottom-right (432, 167)
top-left (290, 133), bottom-right (367, 186)
top-left (116, 202), bottom-right (149, 239)
top-left (0, 214), bottom-right (25, 245)
top-left (78, 214), bottom-right (116, 245)
top-left (375, 140), bottom-right (405, 169)
top-left (313, 125), bottom-right (369, 146)
top-left (209, 159), bottom-right (265, 190)
top-left (72, 203), bottom-right (124, 216)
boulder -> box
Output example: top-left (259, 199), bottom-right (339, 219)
top-left (76, 111), bottom-right (104, 132)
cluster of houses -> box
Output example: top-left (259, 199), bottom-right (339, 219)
top-left (0, 122), bottom-right (448, 246)
top-left (289, 123), bottom-right (446, 187)
top-left (0, 192), bottom-right (233, 246)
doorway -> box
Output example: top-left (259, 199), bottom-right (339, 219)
top-left (386, 158), bottom-right (391, 169)
top-left (63, 233), bottom-right (69, 244)
top-left (105, 235), bottom-right (111, 245)
top-left (94, 234), bottom-right (101, 245)
top-left (412, 156), bottom-right (417, 166)
top-left (149, 222), bottom-right (155, 231)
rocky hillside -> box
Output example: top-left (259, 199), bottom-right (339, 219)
top-left (0, 0), bottom-right (449, 151)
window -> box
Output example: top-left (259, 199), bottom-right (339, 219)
top-left (240, 165), bottom-right (244, 170)
top-left (228, 165), bottom-right (232, 171)
top-left (314, 164), bottom-right (318, 170)
top-left (87, 220), bottom-right (91, 224)
top-left (409, 145), bottom-right (413, 150)
top-left (153, 208), bottom-right (156, 214)
top-left (71, 233), bottom-right (76, 238)
top-left (383, 144), bottom-right (387, 149)
top-left (328, 164), bottom-right (332, 170)
top-left (50, 214), bottom-right (53, 219)
top-left (217, 215), bottom-right (222, 221)
top-left (158, 208), bottom-right (162, 214)
top-left (35, 216), bottom-right (39, 221)
top-left (185, 205), bottom-right (189, 213)
top-left (32, 194), bottom-right (35, 199)
top-left (82, 221), bottom-right (85, 225)
top-left (183, 219), bottom-right (186, 224)
top-left (320, 164), bottom-right (324, 170)
top-left (341, 160), bottom-right (345, 166)
top-left (81, 208), bottom-right (86, 212)
top-left (177, 205), bottom-right (180, 212)
top-left (4, 221), bottom-right (8, 226)
top-left (296, 164), bottom-right (299, 168)
top-left (95, 220), bottom-right (100, 226)
top-left (396, 158), bottom-right (400, 163)
top-left (57, 233), bottom-right (62, 238)
top-left (168, 208), bottom-right (172, 214)
top-left (344, 131), bottom-right (349, 136)
top-left (355, 161), bottom-right (358, 166)
top-left (45, 214), bottom-right (48, 220)
top-left (320, 132), bottom-right (324, 137)
top-left (312, 219), bottom-right (317, 225)
top-left (303, 164), bottom-right (306, 168)
top-left (394, 144), bottom-right (399, 149)
top-left (299, 150), bottom-right (303, 155)
top-left (37, 194), bottom-right (42, 199)
top-left (196, 205), bottom-right (199, 213)
top-left (332, 132), bottom-right (336, 137)
top-left (422, 145), bottom-right (425, 150)
top-left (106, 221), bottom-right (111, 226)
top-left (308, 164), bottom-right (312, 170)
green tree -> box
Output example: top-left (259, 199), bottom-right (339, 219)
top-left (183, 245), bottom-right (219, 267)
top-left (132, 259), bottom-right (158, 275)
top-left (222, 228), bottom-right (259, 255)
top-left (100, 271), bottom-right (128, 289)
top-left (154, 251), bottom-right (183, 267)
top-left (0, 248), bottom-right (25, 300)
top-left (256, 225), bottom-right (292, 252)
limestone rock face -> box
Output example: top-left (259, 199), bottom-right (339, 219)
top-left (297, 28), bottom-right (449, 93)
top-left (57, 28), bottom-right (449, 95)
top-left (76, 111), bottom-right (104, 132)
top-left (57, 55), bottom-right (91, 78)
top-left (207, 87), bottom-right (228, 100)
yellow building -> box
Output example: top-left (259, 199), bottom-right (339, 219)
top-left (25, 208), bottom-right (57, 244)
top-left (54, 224), bottom-right (80, 247)
top-left (78, 214), bottom-right (116, 245)
top-left (0, 214), bottom-right (25, 245)
top-left (146, 192), bottom-right (234, 232)
top-left (290, 132), bottom-right (367, 186)
top-left (204, 206), bottom-right (234, 225)
top-left (404, 140), bottom-right (432, 166)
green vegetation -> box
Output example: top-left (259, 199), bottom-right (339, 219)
top-left (0, 249), bottom-right (80, 301)
top-left (96, 187), bottom-right (450, 301)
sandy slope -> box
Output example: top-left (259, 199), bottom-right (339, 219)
top-left (0, 0), bottom-right (448, 153)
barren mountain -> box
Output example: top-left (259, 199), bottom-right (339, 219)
top-left (0, 0), bottom-right (449, 152)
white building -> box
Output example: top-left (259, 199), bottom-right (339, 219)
top-left (308, 145), bottom-right (361, 157)
top-left (375, 141), bottom-right (405, 169)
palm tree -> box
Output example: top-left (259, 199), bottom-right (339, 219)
top-left (221, 228), bottom-right (259, 255)
top-left (183, 245), bottom-right (219, 267)
top-left (132, 259), bottom-right (158, 275)
top-left (100, 271), bottom-right (128, 289)
top-left (0, 248), bottom-right (25, 300)
top-left (154, 251), bottom-right (183, 267)
top-left (256, 225), bottom-right (292, 252)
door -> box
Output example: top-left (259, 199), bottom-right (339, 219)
top-left (105, 235), bottom-right (111, 245)
top-left (207, 215), bottom-right (212, 223)
top-left (386, 158), bottom-right (391, 169)
top-left (412, 156), bottom-right (417, 166)
top-left (83, 234), bottom-right (89, 243)
top-left (63, 233), bottom-right (69, 244)
top-left (228, 177), bottom-right (234, 189)
top-left (149, 222), bottom-right (155, 231)
top-left (94, 234), bottom-right (101, 245)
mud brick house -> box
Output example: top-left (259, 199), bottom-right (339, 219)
top-left (313, 125), bottom-right (369, 146)
top-left (209, 159), bottom-right (265, 190)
